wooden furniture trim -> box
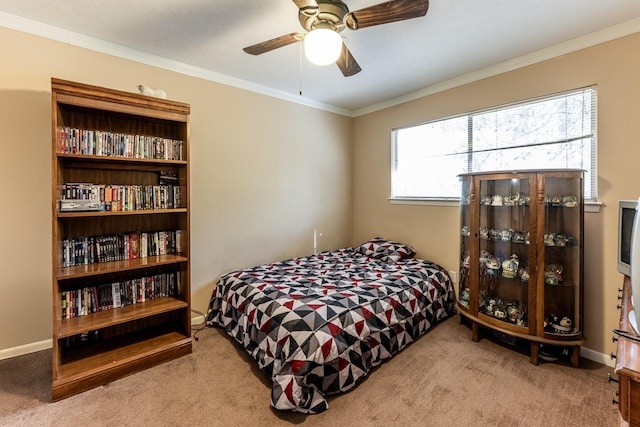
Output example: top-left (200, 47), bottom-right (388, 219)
top-left (458, 303), bottom-right (585, 346)
top-left (52, 78), bottom-right (190, 121)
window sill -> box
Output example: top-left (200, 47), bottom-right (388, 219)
top-left (584, 201), bottom-right (602, 213)
top-left (389, 198), bottom-right (603, 212)
top-left (388, 198), bottom-right (460, 207)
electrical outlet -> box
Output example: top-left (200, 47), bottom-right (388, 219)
top-left (449, 270), bottom-right (457, 283)
top-left (313, 229), bottom-right (323, 254)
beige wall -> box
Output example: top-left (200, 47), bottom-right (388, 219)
top-left (2, 21), bottom-right (638, 362)
top-left (352, 32), bottom-right (640, 359)
top-left (0, 27), bottom-right (353, 352)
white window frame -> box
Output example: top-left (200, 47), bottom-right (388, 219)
top-left (390, 87), bottom-right (598, 207)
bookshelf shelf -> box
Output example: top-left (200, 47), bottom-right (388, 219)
top-left (51, 78), bottom-right (192, 401)
top-left (57, 332), bottom-right (192, 379)
top-left (57, 153), bottom-right (188, 164)
top-left (53, 332), bottom-right (192, 401)
top-left (57, 209), bottom-right (187, 219)
top-left (57, 254), bottom-right (188, 280)
top-left (58, 297), bottom-right (189, 338)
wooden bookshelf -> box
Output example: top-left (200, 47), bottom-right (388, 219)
top-left (51, 78), bottom-right (191, 401)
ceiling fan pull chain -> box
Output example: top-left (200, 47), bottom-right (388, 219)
top-left (299, 41), bottom-right (304, 96)
top-left (343, 36), bottom-right (349, 67)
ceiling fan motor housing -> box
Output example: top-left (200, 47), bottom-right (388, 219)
top-left (298, 0), bottom-right (349, 32)
top-left (243, 0), bottom-right (429, 76)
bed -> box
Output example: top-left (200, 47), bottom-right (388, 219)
top-left (206, 238), bottom-right (454, 414)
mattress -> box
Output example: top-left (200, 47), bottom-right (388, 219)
top-left (206, 241), bottom-right (454, 413)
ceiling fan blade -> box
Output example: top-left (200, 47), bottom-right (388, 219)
top-left (344, 0), bottom-right (429, 30)
top-left (335, 43), bottom-right (361, 77)
top-left (243, 33), bottom-right (304, 55)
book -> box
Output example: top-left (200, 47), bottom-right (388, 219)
top-left (128, 233), bottom-right (140, 259)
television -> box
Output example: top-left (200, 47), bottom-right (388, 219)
top-left (618, 200), bottom-right (637, 276)
top-left (619, 199), bottom-right (640, 335)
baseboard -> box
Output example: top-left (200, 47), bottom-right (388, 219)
top-left (1, 314), bottom-right (207, 361)
top-left (581, 346), bottom-right (615, 368)
top-left (0, 326), bottom-right (613, 368)
top-left (0, 339), bottom-right (52, 361)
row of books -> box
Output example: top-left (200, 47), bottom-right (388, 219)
top-left (60, 271), bottom-right (182, 320)
top-left (59, 183), bottom-right (183, 212)
top-left (60, 230), bottom-right (183, 267)
top-left (56, 126), bottom-right (184, 160)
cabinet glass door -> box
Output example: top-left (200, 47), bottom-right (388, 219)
top-left (459, 176), bottom-right (471, 311)
top-left (478, 175), bottom-right (531, 329)
top-left (542, 174), bottom-right (583, 338)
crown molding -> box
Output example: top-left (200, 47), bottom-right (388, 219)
top-left (352, 17), bottom-right (640, 117)
top-left (1, 11), bottom-right (639, 119)
top-left (0, 11), bottom-right (351, 117)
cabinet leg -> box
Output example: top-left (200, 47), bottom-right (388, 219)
top-left (471, 321), bottom-right (479, 342)
top-left (570, 346), bottom-right (580, 368)
top-left (530, 342), bottom-right (539, 365)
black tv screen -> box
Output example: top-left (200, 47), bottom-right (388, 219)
top-left (619, 200), bottom-right (638, 276)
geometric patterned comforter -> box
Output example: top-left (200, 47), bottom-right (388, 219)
top-left (206, 248), bottom-right (454, 414)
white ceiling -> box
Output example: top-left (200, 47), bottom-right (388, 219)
top-left (1, 0), bottom-right (640, 115)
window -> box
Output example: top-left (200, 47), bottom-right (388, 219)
top-left (391, 87), bottom-right (597, 201)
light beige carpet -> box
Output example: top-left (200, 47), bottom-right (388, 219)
top-left (0, 315), bottom-right (618, 426)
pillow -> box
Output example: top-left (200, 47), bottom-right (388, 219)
top-left (356, 237), bottom-right (416, 263)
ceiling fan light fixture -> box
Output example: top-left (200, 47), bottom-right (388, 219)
top-left (304, 28), bottom-right (342, 66)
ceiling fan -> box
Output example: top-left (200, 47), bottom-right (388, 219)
top-left (243, 0), bottom-right (430, 77)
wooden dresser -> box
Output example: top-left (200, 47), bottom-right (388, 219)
top-left (614, 275), bottom-right (640, 426)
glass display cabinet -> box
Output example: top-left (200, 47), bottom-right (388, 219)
top-left (457, 170), bottom-right (584, 366)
